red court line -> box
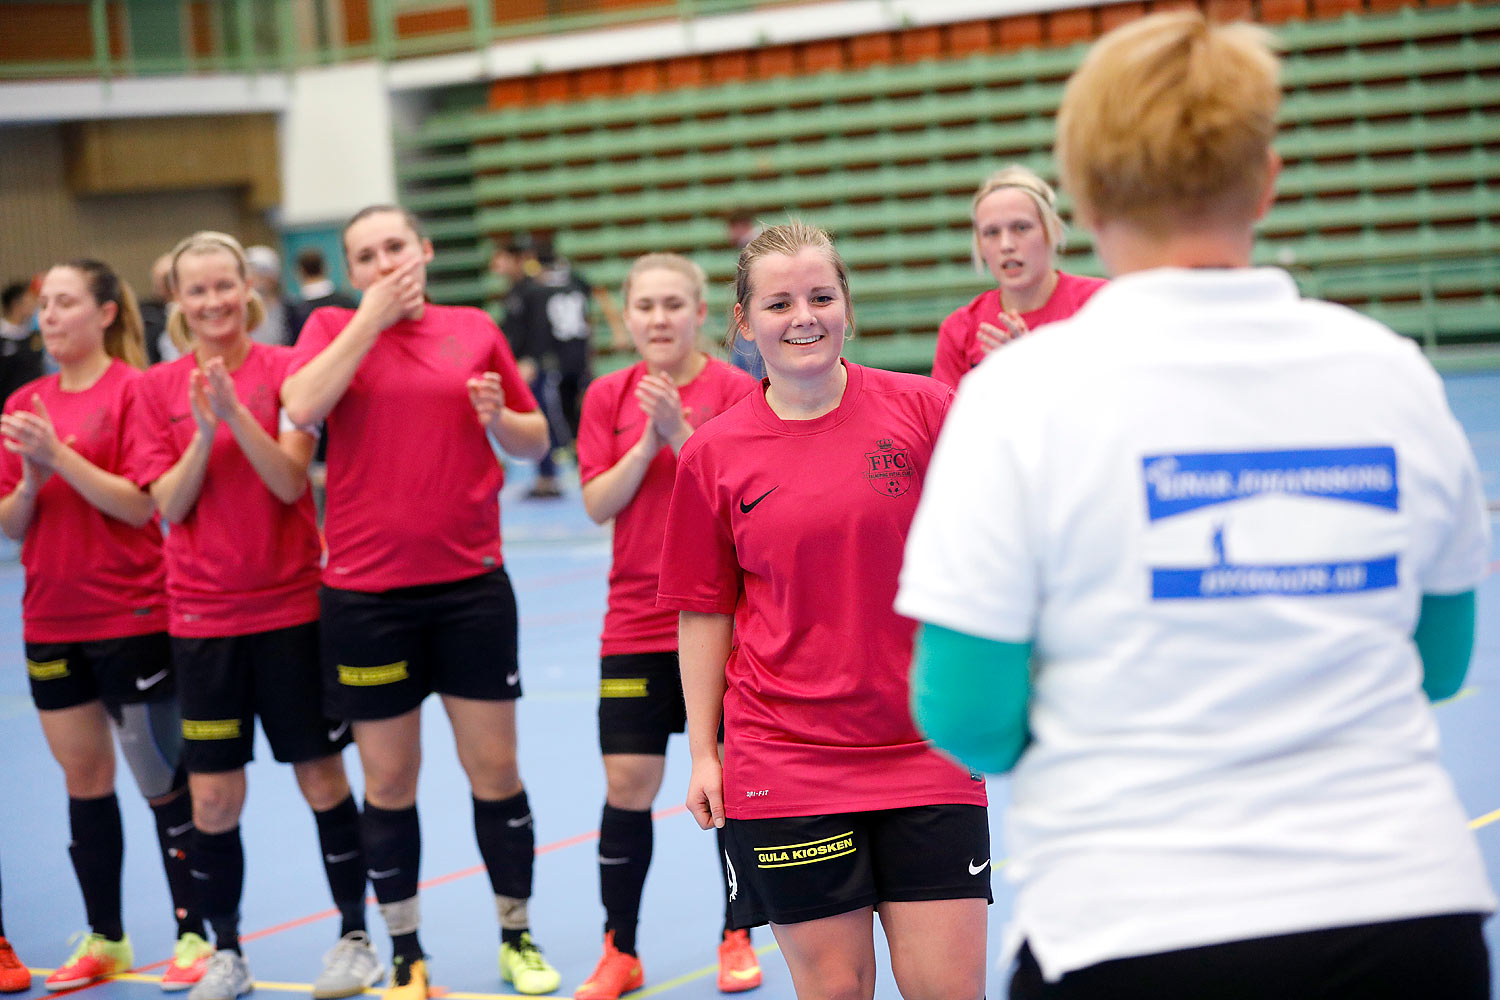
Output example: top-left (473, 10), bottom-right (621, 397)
top-left (106, 803), bottom-right (691, 982)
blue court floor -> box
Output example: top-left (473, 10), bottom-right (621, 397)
top-left (0, 372), bottom-right (1497, 1000)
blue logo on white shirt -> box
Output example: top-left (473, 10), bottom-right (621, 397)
top-left (1141, 447), bottom-right (1399, 600)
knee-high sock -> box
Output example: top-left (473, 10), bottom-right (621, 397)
top-left (69, 794), bottom-right (125, 941)
top-left (315, 796), bottom-right (367, 937)
top-left (361, 802), bottom-right (421, 962)
top-left (473, 792), bottom-right (533, 945)
top-left (598, 805), bottom-right (652, 956)
top-left (150, 790), bottom-right (204, 938)
top-left (191, 827), bottom-right (244, 953)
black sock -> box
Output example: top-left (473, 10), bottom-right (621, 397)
top-left (361, 802), bottom-right (422, 958)
top-left (315, 796), bottom-right (366, 937)
top-left (192, 827), bottom-right (244, 953)
top-left (598, 805), bottom-right (652, 956)
top-left (151, 789), bottom-right (204, 939)
top-left (391, 933), bottom-right (422, 965)
top-left (68, 794), bottom-right (124, 941)
top-left (472, 791), bottom-right (533, 902)
top-left (715, 825), bottom-right (744, 939)
top-left (0, 860), bottom-right (8, 937)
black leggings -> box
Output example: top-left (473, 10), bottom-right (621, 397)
top-left (1011, 913), bottom-right (1490, 1000)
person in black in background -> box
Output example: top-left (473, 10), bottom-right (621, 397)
top-left (0, 280), bottom-right (44, 403)
top-left (501, 242), bottom-right (625, 499)
top-left (289, 248), bottom-right (357, 343)
top-left (138, 254), bottom-right (178, 366)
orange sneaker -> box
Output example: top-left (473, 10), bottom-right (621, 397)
top-left (0, 938), bottom-right (30, 993)
top-left (716, 930), bottom-right (760, 993)
top-left (573, 932), bottom-right (643, 1000)
top-left (44, 932), bottom-right (132, 991)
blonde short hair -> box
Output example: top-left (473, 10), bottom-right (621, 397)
top-left (166, 231), bottom-right (265, 352)
top-left (622, 252), bottom-right (707, 303)
top-left (728, 221), bottom-right (853, 347)
top-left (1056, 11), bottom-right (1281, 233)
top-left (970, 165), bottom-right (1066, 272)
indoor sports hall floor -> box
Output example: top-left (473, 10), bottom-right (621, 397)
top-left (1, 371), bottom-right (1497, 1000)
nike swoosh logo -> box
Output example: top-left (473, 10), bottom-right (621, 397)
top-left (506, 814), bottom-right (533, 829)
top-left (505, 672), bottom-right (520, 686)
top-left (597, 855), bottom-right (631, 866)
top-left (327, 721), bottom-right (350, 742)
top-left (325, 850), bottom-right (359, 864)
top-left (167, 822), bottom-right (195, 838)
top-left (739, 486), bottom-right (777, 514)
top-left (613, 425), bottom-right (630, 436)
top-left (969, 859), bottom-right (991, 875)
top-left (368, 868), bottom-right (400, 880)
top-left (136, 668), bottom-right (169, 691)
top-left (169, 413), bottom-right (189, 424)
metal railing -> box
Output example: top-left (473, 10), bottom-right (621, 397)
top-left (0, 0), bottom-right (758, 80)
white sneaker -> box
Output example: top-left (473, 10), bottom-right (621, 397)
top-left (312, 932), bottom-right (385, 999)
top-left (187, 951), bottom-right (252, 1000)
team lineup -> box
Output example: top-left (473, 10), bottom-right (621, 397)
top-left (0, 10), bottom-right (1493, 1000)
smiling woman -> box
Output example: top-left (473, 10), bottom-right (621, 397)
top-left (657, 222), bottom-right (991, 1000)
top-left (0, 258), bottom-right (204, 994)
top-left (134, 231), bottom-right (376, 1000)
top-left (930, 165), bottom-right (1106, 388)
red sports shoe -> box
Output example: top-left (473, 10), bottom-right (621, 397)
top-left (716, 930), bottom-right (761, 993)
top-left (574, 932), bottom-right (643, 1000)
top-left (0, 938), bottom-right (30, 993)
top-left (160, 932), bottom-right (213, 991)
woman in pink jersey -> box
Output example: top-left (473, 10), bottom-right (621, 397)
top-left (281, 205), bottom-right (558, 1000)
top-left (573, 254), bottom-right (758, 1000)
top-left (659, 223), bottom-right (990, 1000)
top-left (136, 232), bottom-right (376, 1000)
top-left (930, 165), bottom-right (1106, 388)
top-left (0, 259), bottom-right (203, 991)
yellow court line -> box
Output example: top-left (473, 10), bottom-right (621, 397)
top-left (1470, 808), bottom-right (1500, 831)
top-left (24, 972), bottom-right (529, 999)
top-left (629, 942), bottom-right (782, 999)
top-left (1436, 685), bottom-right (1479, 707)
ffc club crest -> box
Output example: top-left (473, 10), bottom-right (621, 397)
top-left (865, 438), bottom-right (913, 498)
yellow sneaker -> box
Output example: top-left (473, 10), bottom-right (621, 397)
top-left (500, 933), bottom-right (559, 995)
top-left (382, 956), bottom-right (427, 1000)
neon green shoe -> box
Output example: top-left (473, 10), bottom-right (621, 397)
top-left (498, 934), bottom-right (559, 995)
top-left (44, 932), bottom-right (133, 991)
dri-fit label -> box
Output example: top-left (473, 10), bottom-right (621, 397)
top-left (1141, 446), bottom-right (1399, 600)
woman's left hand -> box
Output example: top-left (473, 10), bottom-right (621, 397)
top-left (467, 371), bottom-right (506, 429)
top-left (635, 373), bottom-right (687, 441)
top-left (0, 395), bottom-right (73, 469)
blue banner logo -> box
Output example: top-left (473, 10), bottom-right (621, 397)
top-left (1141, 446), bottom-right (1400, 600)
top-left (1142, 446), bottom-right (1398, 521)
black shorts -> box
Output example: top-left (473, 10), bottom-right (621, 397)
top-left (175, 621), bottom-right (350, 772)
top-left (26, 632), bottom-right (174, 716)
top-left (598, 651), bottom-right (686, 756)
top-left (1009, 912), bottom-right (1490, 1000)
top-left (321, 568), bottom-right (522, 722)
top-left (722, 803), bottom-right (992, 927)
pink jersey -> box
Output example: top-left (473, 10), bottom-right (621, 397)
top-left (0, 361), bottom-right (166, 643)
top-left (658, 362), bottom-right (987, 819)
top-left (292, 304), bottom-right (538, 592)
top-left (134, 344), bottom-right (321, 638)
top-left (931, 271), bottom-right (1106, 388)
top-left (578, 357), bottom-right (756, 657)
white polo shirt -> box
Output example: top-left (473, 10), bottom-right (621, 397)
top-left (896, 267), bottom-right (1494, 981)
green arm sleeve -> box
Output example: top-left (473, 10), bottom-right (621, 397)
top-left (1415, 591), bottom-right (1477, 701)
top-left (910, 623), bottom-right (1032, 774)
